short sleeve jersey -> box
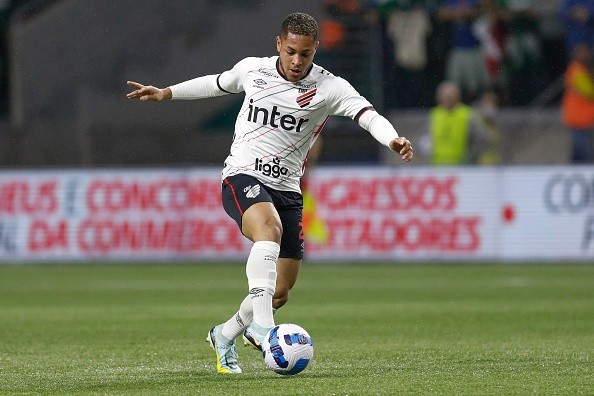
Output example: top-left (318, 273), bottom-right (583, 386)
top-left (217, 56), bottom-right (373, 193)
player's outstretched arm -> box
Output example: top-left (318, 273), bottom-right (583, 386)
top-left (358, 110), bottom-right (414, 163)
top-left (126, 81), bottom-right (172, 102)
top-left (389, 137), bottom-right (414, 162)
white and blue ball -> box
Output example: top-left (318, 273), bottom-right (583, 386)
top-left (261, 323), bottom-right (314, 375)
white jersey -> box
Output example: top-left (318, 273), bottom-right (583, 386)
top-left (217, 56), bottom-right (373, 193)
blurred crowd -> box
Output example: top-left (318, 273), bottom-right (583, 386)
top-left (319, 0), bottom-right (594, 163)
top-left (318, 0), bottom-right (572, 109)
top-left (0, 0), bottom-right (577, 118)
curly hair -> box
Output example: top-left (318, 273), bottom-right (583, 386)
top-left (281, 12), bottom-right (319, 41)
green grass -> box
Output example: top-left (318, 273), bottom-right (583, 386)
top-left (0, 263), bottom-right (593, 395)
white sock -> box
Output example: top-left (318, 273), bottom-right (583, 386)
top-left (246, 241), bottom-right (279, 329)
top-left (221, 295), bottom-right (252, 341)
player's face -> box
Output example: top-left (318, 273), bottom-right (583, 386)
top-left (276, 33), bottom-right (318, 82)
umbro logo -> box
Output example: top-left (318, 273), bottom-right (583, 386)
top-left (254, 79), bottom-right (267, 85)
top-left (249, 287), bottom-right (265, 298)
top-left (244, 184), bottom-right (261, 198)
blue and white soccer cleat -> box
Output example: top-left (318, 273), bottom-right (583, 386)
top-left (242, 323), bottom-right (271, 351)
top-left (206, 325), bottom-right (242, 374)
top-left (242, 326), bottom-right (263, 351)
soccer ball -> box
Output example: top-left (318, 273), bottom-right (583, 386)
top-left (261, 323), bottom-right (314, 375)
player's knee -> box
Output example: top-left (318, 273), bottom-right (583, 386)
top-left (270, 221), bottom-right (283, 242)
top-left (259, 218), bottom-right (283, 243)
top-left (242, 202), bottom-right (283, 243)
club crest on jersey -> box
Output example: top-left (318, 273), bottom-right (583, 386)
top-left (296, 88), bottom-right (317, 108)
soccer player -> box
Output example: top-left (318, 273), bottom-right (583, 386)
top-left (126, 12), bottom-right (413, 374)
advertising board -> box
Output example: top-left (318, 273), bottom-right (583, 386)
top-left (0, 167), bottom-right (592, 262)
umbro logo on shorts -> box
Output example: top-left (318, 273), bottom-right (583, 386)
top-left (244, 184), bottom-right (261, 198)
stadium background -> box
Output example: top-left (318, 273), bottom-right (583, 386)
top-left (0, 0), bottom-right (590, 263)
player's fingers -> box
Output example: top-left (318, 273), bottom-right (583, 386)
top-left (127, 81), bottom-right (143, 89)
top-left (139, 92), bottom-right (161, 101)
top-left (397, 140), bottom-right (412, 160)
top-left (126, 81), bottom-right (155, 99)
top-left (127, 88), bottom-right (146, 99)
top-left (389, 138), bottom-right (405, 152)
top-left (402, 148), bottom-right (413, 162)
top-left (397, 140), bottom-right (411, 155)
top-left (130, 87), bottom-right (155, 99)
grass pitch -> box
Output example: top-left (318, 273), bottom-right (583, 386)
top-left (1, 262), bottom-right (593, 395)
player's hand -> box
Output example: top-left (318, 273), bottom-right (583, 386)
top-left (389, 137), bottom-right (413, 162)
top-left (126, 81), bottom-right (171, 101)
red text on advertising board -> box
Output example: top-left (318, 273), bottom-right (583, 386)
top-left (0, 181), bottom-right (58, 214)
top-left (28, 220), bottom-right (68, 251)
top-left (313, 176), bottom-right (458, 211)
top-left (310, 215), bottom-right (481, 253)
top-left (86, 179), bottom-right (221, 213)
top-left (76, 218), bottom-right (244, 253)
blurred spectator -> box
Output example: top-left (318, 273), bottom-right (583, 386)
top-left (472, 0), bottom-right (507, 89)
top-left (472, 90), bottom-right (501, 164)
top-left (386, 1), bottom-right (432, 71)
top-left (561, 44), bottom-right (594, 163)
top-left (437, 0), bottom-right (489, 103)
top-left (500, 0), bottom-right (545, 105)
top-left (319, 0), bottom-right (378, 99)
top-left (422, 81), bottom-right (488, 165)
top-left (559, 0), bottom-right (594, 56)
top-left (379, 0), bottom-right (433, 108)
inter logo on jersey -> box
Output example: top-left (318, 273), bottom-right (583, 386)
top-left (296, 89), bottom-right (317, 108)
